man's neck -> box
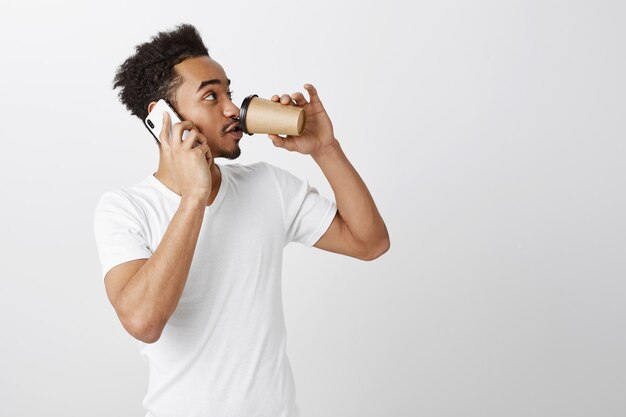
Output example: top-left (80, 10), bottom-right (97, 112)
top-left (154, 160), bottom-right (222, 206)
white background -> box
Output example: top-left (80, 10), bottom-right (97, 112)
top-left (1, 0), bottom-right (624, 416)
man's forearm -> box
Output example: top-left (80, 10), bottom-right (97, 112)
top-left (312, 139), bottom-right (389, 246)
top-left (118, 197), bottom-right (206, 340)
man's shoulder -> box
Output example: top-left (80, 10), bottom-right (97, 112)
top-left (94, 188), bottom-right (141, 218)
top-left (94, 176), bottom-right (154, 215)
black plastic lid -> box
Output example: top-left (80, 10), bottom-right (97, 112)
top-left (239, 94), bottom-right (258, 135)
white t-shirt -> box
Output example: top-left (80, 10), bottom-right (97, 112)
top-left (93, 161), bottom-right (337, 417)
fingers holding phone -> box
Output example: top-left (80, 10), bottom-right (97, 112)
top-left (145, 99), bottom-right (213, 201)
top-left (164, 115), bottom-right (213, 200)
top-left (168, 115), bottom-right (194, 148)
top-left (162, 111), bottom-right (204, 151)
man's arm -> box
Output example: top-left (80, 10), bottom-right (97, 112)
top-left (104, 196), bottom-right (206, 343)
top-left (268, 84), bottom-right (389, 261)
top-left (311, 139), bottom-right (390, 261)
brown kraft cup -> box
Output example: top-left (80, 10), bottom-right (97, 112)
top-left (240, 94), bottom-right (306, 136)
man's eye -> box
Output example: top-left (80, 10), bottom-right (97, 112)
top-left (204, 91), bottom-right (234, 101)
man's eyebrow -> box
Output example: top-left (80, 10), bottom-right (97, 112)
top-left (196, 78), bottom-right (231, 93)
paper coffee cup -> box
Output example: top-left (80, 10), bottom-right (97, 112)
top-left (240, 94), bottom-right (306, 136)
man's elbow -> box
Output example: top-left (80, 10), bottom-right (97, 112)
top-left (123, 314), bottom-right (166, 344)
top-left (362, 236), bottom-right (391, 261)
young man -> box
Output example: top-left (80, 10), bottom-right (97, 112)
top-left (94, 23), bottom-right (389, 417)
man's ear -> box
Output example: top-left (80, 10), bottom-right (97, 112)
top-left (147, 101), bottom-right (158, 114)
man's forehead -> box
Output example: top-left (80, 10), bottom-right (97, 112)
top-left (175, 56), bottom-right (229, 88)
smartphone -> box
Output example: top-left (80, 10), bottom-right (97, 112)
top-left (144, 99), bottom-right (189, 143)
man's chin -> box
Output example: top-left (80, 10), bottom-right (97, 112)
top-left (218, 147), bottom-right (241, 160)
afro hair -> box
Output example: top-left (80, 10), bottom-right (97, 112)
top-left (112, 23), bottom-right (209, 145)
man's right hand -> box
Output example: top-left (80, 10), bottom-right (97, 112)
top-left (161, 112), bottom-right (213, 202)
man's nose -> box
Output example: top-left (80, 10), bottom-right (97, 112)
top-left (224, 100), bottom-right (240, 119)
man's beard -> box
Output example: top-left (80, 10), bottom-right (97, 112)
top-left (219, 144), bottom-right (241, 160)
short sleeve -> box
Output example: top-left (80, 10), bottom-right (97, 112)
top-left (265, 163), bottom-right (338, 247)
top-left (93, 190), bottom-right (153, 280)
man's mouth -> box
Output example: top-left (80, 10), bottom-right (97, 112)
top-left (224, 121), bottom-right (243, 140)
top-left (224, 121), bottom-right (241, 134)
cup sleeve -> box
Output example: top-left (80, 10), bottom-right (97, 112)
top-left (93, 191), bottom-right (153, 280)
top-left (265, 162), bottom-right (338, 247)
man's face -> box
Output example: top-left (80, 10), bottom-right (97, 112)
top-left (171, 56), bottom-right (243, 160)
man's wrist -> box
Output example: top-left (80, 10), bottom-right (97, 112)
top-left (180, 195), bottom-right (208, 211)
top-left (311, 138), bottom-right (341, 160)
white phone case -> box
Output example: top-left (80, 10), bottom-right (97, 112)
top-left (144, 99), bottom-right (189, 142)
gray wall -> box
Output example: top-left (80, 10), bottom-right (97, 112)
top-left (0, 0), bottom-right (624, 416)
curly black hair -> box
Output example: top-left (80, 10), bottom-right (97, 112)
top-left (112, 23), bottom-right (209, 146)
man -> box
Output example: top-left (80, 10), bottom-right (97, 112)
top-left (94, 23), bottom-right (389, 417)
